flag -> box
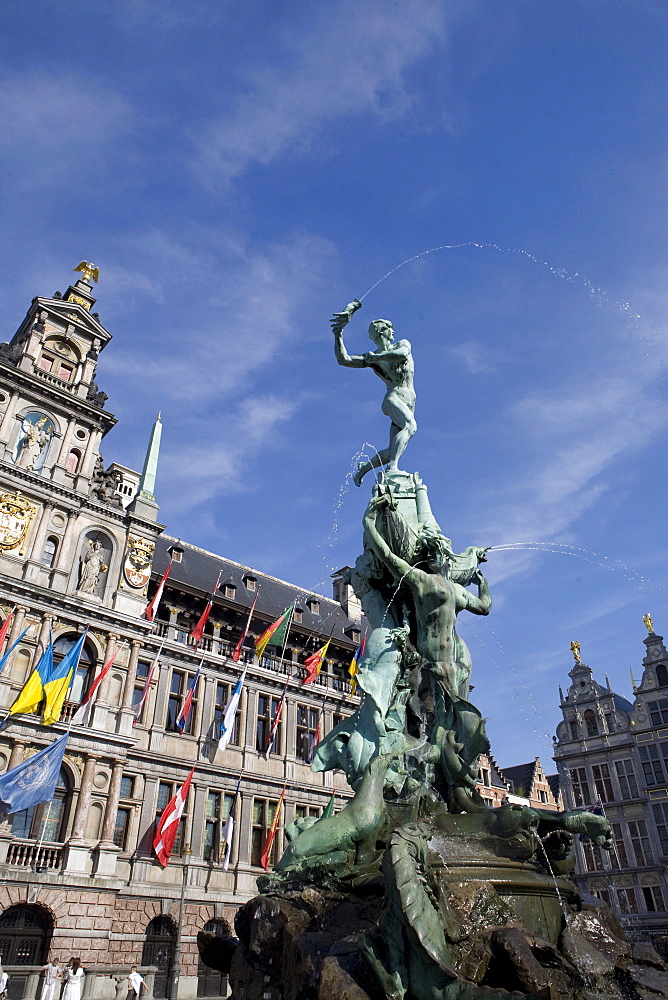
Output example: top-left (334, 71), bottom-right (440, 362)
top-left (144, 559), bottom-right (172, 623)
top-left (307, 710), bottom-right (323, 764)
top-left (260, 784), bottom-right (286, 871)
top-left (232, 588), bottom-right (260, 662)
top-left (176, 665), bottom-right (201, 733)
top-left (220, 773), bottom-right (243, 870)
top-left (3, 632), bottom-right (54, 724)
top-left (348, 631), bottom-right (367, 697)
top-left (43, 630), bottom-right (88, 726)
top-left (132, 641), bottom-right (164, 725)
top-left (0, 609), bottom-right (14, 654)
top-left (255, 604), bottom-right (294, 661)
top-left (72, 641), bottom-right (125, 727)
top-left (0, 624), bottom-right (33, 676)
top-left (322, 793), bottom-right (336, 819)
top-left (265, 685), bottom-right (287, 759)
top-left (0, 732), bottom-right (69, 816)
top-left (153, 766), bottom-right (195, 867)
top-left (217, 669), bottom-right (246, 752)
top-left (302, 639), bottom-right (331, 686)
top-left (190, 571), bottom-right (223, 649)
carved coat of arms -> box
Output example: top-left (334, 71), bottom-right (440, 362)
top-left (124, 535), bottom-right (154, 589)
top-left (0, 491), bottom-right (37, 554)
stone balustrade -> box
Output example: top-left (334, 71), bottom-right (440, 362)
top-left (4, 966), bottom-right (157, 1000)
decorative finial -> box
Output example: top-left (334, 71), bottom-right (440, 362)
top-left (644, 612), bottom-right (655, 635)
top-left (73, 261), bottom-right (99, 284)
top-left (570, 641), bottom-right (582, 664)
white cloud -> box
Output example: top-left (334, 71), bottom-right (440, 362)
top-left (0, 72), bottom-right (134, 192)
top-left (192, 0), bottom-right (447, 187)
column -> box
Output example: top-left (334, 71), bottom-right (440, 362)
top-left (0, 740), bottom-right (25, 847)
top-left (54, 509), bottom-right (79, 572)
top-left (55, 419), bottom-right (75, 466)
top-left (69, 755), bottom-right (97, 843)
top-left (122, 640), bottom-right (143, 709)
top-left (35, 615), bottom-right (54, 666)
top-left (28, 502), bottom-right (54, 564)
top-left (99, 761), bottom-right (124, 845)
top-left (95, 633), bottom-right (119, 707)
top-left (7, 738), bottom-right (27, 770)
top-left (5, 604), bottom-right (28, 652)
top-left (80, 428), bottom-right (102, 480)
top-left (0, 390), bottom-right (19, 443)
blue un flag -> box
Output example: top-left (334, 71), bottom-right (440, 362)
top-left (0, 732), bottom-right (69, 816)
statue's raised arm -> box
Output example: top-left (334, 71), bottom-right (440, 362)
top-left (332, 299), bottom-right (417, 486)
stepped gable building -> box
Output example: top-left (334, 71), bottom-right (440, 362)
top-left (0, 267), bottom-right (359, 1000)
top-left (474, 753), bottom-right (562, 811)
top-left (553, 623), bottom-right (668, 951)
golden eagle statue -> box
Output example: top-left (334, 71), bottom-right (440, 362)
top-left (73, 261), bottom-right (99, 284)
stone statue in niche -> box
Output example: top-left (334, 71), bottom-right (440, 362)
top-left (90, 455), bottom-right (123, 508)
top-left (14, 413), bottom-right (54, 472)
top-left (78, 538), bottom-right (109, 595)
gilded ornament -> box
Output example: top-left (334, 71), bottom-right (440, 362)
top-left (0, 491), bottom-right (37, 554)
top-left (570, 640), bottom-right (582, 664)
top-left (66, 294), bottom-right (91, 311)
top-left (644, 612), bottom-right (655, 635)
top-left (73, 261), bottom-right (99, 284)
top-left (124, 535), bottom-right (155, 589)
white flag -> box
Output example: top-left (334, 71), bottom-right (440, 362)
top-left (217, 669), bottom-right (246, 753)
top-left (221, 812), bottom-right (234, 870)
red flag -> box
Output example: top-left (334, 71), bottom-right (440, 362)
top-left (190, 571), bottom-right (223, 649)
top-left (260, 784), bottom-right (286, 871)
top-left (307, 711), bottom-right (323, 764)
top-left (302, 639), bottom-right (331, 686)
top-left (232, 588), bottom-right (260, 662)
top-left (71, 641), bottom-right (126, 726)
top-left (0, 608), bottom-right (14, 653)
top-left (153, 766), bottom-right (195, 867)
top-left (144, 559), bottom-right (172, 623)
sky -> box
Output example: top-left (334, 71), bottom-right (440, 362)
top-left (1, 0), bottom-right (668, 769)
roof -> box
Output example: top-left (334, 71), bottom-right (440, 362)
top-left (152, 534), bottom-right (363, 647)
top-left (486, 752), bottom-right (510, 790)
top-left (546, 773), bottom-right (561, 801)
top-left (500, 761), bottom-right (537, 796)
top-left (613, 692), bottom-right (634, 714)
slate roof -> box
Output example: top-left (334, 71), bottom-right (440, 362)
top-left (500, 761), bottom-right (537, 796)
top-left (546, 773), bottom-right (561, 801)
top-left (487, 752), bottom-right (510, 791)
top-left (151, 534), bottom-right (362, 648)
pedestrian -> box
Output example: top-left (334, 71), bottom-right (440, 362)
top-left (40, 958), bottom-right (62, 1000)
top-left (62, 959), bottom-right (84, 1000)
top-left (0, 966), bottom-right (8, 999)
top-left (127, 968), bottom-right (144, 999)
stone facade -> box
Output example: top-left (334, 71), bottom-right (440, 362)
top-left (554, 627), bottom-right (668, 952)
top-left (0, 272), bottom-right (359, 1000)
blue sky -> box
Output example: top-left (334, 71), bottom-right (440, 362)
top-left (1, 0), bottom-right (668, 769)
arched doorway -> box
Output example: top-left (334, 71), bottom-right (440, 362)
top-left (142, 916), bottom-right (175, 998)
top-left (196, 919), bottom-right (232, 997)
top-left (0, 904), bottom-right (51, 965)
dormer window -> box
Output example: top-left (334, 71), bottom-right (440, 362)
top-left (307, 599), bottom-right (320, 615)
top-left (38, 354), bottom-right (73, 382)
top-left (37, 336), bottom-right (79, 383)
top-left (293, 608), bottom-right (303, 623)
top-left (243, 575), bottom-right (257, 592)
top-left (225, 584), bottom-right (236, 600)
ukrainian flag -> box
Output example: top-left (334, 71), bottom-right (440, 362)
top-left (6, 633), bottom-right (54, 721)
top-left (43, 630), bottom-right (88, 725)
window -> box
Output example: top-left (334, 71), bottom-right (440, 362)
top-left (649, 699), bottom-right (668, 726)
top-left (569, 721), bottom-right (579, 740)
top-left (592, 763), bottom-right (614, 803)
top-left (155, 783), bottom-right (184, 855)
top-left (165, 669), bottom-right (198, 733)
top-left (581, 842), bottom-right (606, 871)
top-left (657, 665), bottom-right (668, 688)
top-left (41, 536), bottom-right (58, 568)
top-left (652, 802), bottom-right (668, 855)
top-left (113, 808), bottom-right (131, 850)
top-left (616, 887), bottom-right (639, 914)
top-left (538, 789), bottom-right (547, 803)
top-left (214, 681), bottom-right (241, 746)
top-left (643, 886), bottom-right (665, 912)
top-left (295, 804), bottom-right (321, 821)
top-left (251, 798), bottom-right (280, 867)
top-left (570, 767), bottom-right (591, 808)
top-left (610, 824), bottom-right (629, 868)
top-left (605, 714), bottom-right (615, 733)
top-left (296, 705), bottom-right (320, 762)
top-left (256, 694), bottom-right (282, 754)
top-left (54, 634), bottom-right (95, 705)
top-left (203, 791), bottom-right (221, 862)
top-left (598, 888), bottom-right (612, 908)
top-left (243, 575), bottom-right (256, 591)
top-left (307, 599), bottom-right (320, 615)
top-left (0, 905), bottom-right (51, 966)
top-left (615, 760), bottom-right (638, 800)
top-left (639, 745), bottom-right (664, 785)
top-left (332, 712), bottom-right (344, 732)
top-left (225, 585), bottom-right (236, 600)
top-left (584, 709), bottom-right (599, 737)
top-left (66, 449), bottom-right (81, 474)
top-left (11, 766), bottom-right (71, 842)
top-left (293, 608), bottom-right (303, 623)
top-left (628, 820), bottom-right (653, 866)
top-left (132, 659), bottom-right (152, 725)
top-left (120, 775), bottom-right (135, 799)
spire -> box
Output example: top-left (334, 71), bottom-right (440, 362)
top-left (138, 414), bottom-right (162, 502)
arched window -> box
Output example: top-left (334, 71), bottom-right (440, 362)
top-left (11, 767), bottom-right (71, 843)
top-left (0, 904), bottom-right (52, 966)
top-left (584, 709), bottom-right (599, 737)
top-left (41, 536), bottom-right (58, 568)
top-left (67, 449), bottom-right (81, 474)
top-left (197, 919), bottom-right (233, 997)
top-left (657, 664), bottom-right (668, 688)
top-left (53, 634), bottom-right (96, 704)
top-left (142, 917), bottom-right (175, 999)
